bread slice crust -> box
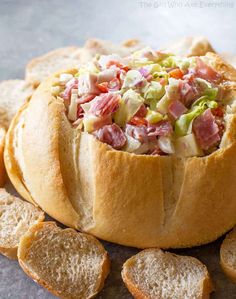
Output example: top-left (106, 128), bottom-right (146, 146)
top-left (122, 248), bottom-right (213, 299)
top-left (0, 188), bottom-right (44, 259)
top-left (5, 53), bottom-right (236, 248)
top-left (220, 227), bottom-right (236, 283)
top-left (18, 222), bottom-right (110, 299)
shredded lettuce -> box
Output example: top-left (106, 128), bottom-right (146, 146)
top-left (144, 81), bottom-right (165, 109)
top-left (175, 97), bottom-right (218, 136)
top-left (196, 78), bottom-right (218, 100)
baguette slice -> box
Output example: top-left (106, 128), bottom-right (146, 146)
top-left (122, 249), bottom-right (213, 299)
top-left (0, 188), bottom-right (44, 259)
top-left (25, 40), bottom-right (144, 87)
top-left (0, 127), bottom-right (6, 186)
top-left (18, 222), bottom-right (110, 299)
top-left (25, 47), bottom-right (81, 87)
top-left (220, 53), bottom-right (236, 69)
top-left (161, 36), bottom-right (215, 57)
top-left (220, 227), bottom-right (236, 283)
top-left (0, 80), bottom-right (34, 128)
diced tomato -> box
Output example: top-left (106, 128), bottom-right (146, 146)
top-left (134, 104), bottom-right (148, 118)
top-left (211, 106), bottom-right (224, 118)
top-left (106, 60), bottom-right (130, 72)
top-left (129, 116), bottom-right (148, 127)
top-left (169, 68), bottom-right (184, 79)
top-left (96, 82), bottom-right (108, 93)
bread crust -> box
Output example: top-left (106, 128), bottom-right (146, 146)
top-left (121, 249), bottom-right (213, 299)
top-left (220, 227), bottom-right (236, 283)
top-left (0, 189), bottom-right (45, 259)
top-left (5, 54), bottom-right (236, 248)
top-left (0, 127), bottom-right (6, 187)
top-left (25, 47), bottom-right (80, 87)
top-left (18, 222), bottom-right (110, 299)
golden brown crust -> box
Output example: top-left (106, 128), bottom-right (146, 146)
top-left (220, 227), bottom-right (236, 283)
top-left (25, 47), bottom-right (80, 87)
top-left (18, 221), bottom-right (110, 299)
top-left (0, 127), bottom-right (6, 187)
top-left (161, 36), bottom-right (215, 57)
top-left (0, 246), bottom-right (18, 260)
top-left (122, 249), bottom-right (213, 299)
top-left (4, 102), bottom-right (36, 204)
top-left (5, 55), bottom-right (236, 248)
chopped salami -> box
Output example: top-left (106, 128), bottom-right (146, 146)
top-left (147, 120), bottom-right (173, 137)
top-left (134, 104), bottom-right (148, 118)
top-left (125, 124), bottom-right (149, 143)
top-left (94, 123), bottom-right (126, 149)
top-left (61, 78), bottom-right (78, 101)
top-left (77, 94), bottom-right (96, 104)
top-left (89, 93), bottom-right (120, 117)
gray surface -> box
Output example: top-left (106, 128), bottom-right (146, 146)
top-left (0, 0), bottom-right (236, 298)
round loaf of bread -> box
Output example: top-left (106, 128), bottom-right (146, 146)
top-left (4, 52), bottom-right (236, 248)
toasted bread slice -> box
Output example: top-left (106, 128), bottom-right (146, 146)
top-left (75, 38), bottom-right (145, 64)
top-left (25, 47), bottom-right (80, 87)
top-left (122, 249), bottom-right (213, 299)
top-left (18, 222), bottom-right (110, 299)
top-left (220, 227), bottom-right (236, 283)
top-left (0, 189), bottom-right (44, 259)
top-left (0, 80), bottom-right (34, 129)
top-left (0, 127), bottom-right (6, 186)
top-left (25, 39), bottom-right (145, 87)
top-left (220, 53), bottom-right (236, 69)
top-left (161, 36), bottom-right (215, 57)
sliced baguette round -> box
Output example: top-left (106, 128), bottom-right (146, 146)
top-left (0, 79), bottom-right (34, 129)
top-left (220, 227), bottom-right (236, 283)
top-left (220, 53), bottom-right (236, 69)
top-left (0, 127), bottom-right (6, 187)
top-left (0, 188), bottom-right (44, 259)
top-left (25, 39), bottom-right (144, 88)
top-left (161, 36), bottom-right (215, 57)
top-left (25, 47), bottom-right (81, 87)
top-left (122, 249), bottom-right (213, 299)
top-left (18, 221), bottom-right (110, 299)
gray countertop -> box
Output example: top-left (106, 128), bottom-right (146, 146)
top-left (0, 0), bottom-right (236, 298)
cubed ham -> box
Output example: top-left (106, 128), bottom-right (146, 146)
top-left (94, 123), bottom-right (126, 149)
top-left (193, 108), bottom-right (220, 150)
top-left (194, 58), bottom-right (221, 83)
top-left (179, 79), bottom-right (198, 107)
top-left (168, 100), bottom-right (187, 119)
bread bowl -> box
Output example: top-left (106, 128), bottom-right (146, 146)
top-left (4, 48), bottom-right (236, 248)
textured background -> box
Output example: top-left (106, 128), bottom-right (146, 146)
top-left (0, 0), bottom-right (236, 298)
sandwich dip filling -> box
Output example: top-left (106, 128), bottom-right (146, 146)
top-left (52, 48), bottom-right (225, 157)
